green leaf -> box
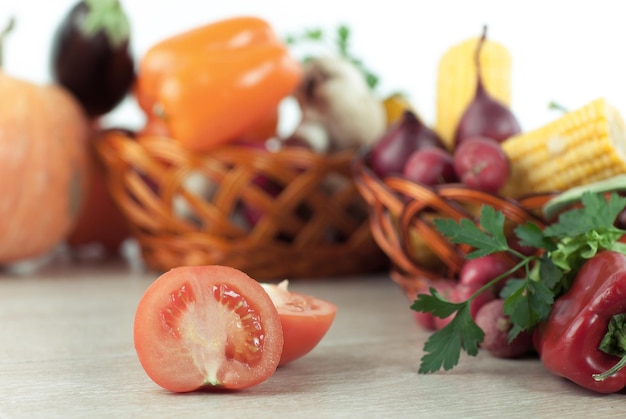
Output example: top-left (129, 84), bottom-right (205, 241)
top-left (418, 305), bottom-right (484, 374)
top-left (608, 241), bottom-right (626, 254)
top-left (515, 221), bottom-right (554, 251)
top-left (590, 192), bottom-right (626, 227)
top-left (434, 207), bottom-right (509, 259)
top-left (414, 191), bottom-right (626, 374)
top-left (479, 206), bottom-right (508, 245)
top-left (550, 236), bottom-right (589, 272)
top-left (305, 28), bottom-right (324, 40)
top-left (282, 23), bottom-right (379, 92)
top-left (598, 313), bottom-right (626, 357)
top-left (411, 289), bottom-right (461, 319)
top-left (336, 24), bottom-right (350, 55)
top-left (537, 256), bottom-right (563, 291)
top-left (364, 73), bottom-right (379, 90)
top-left (543, 192), bottom-right (626, 238)
top-left (502, 279), bottom-right (554, 340)
top-left (550, 227), bottom-right (625, 283)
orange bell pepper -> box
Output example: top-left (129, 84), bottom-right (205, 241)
top-left (134, 16), bottom-right (302, 152)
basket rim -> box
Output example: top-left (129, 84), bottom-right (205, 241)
top-left (351, 150), bottom-right (559, 280)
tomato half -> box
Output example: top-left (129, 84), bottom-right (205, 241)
top-left (133, 265), bottom-right (283, 392)
top-left (261, 281), bottom-right (338, 366)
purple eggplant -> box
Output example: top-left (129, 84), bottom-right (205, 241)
top-left (50, 0), bottom-right (135, 117)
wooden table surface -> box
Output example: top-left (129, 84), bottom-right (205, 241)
top-left (0, 259), bottom-right (625, 418)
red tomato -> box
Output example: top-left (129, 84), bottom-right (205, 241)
top-left (261, 281), bottom-right (338, 366)
top-left (133, 265), bottom-right (284, 392)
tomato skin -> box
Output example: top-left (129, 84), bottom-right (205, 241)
top-left (262, 282), bottom-right (338, 366)
top-left (134, 265), bottom-right (283, 392)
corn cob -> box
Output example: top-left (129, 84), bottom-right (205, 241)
top-left (383, 93), bottom-right (413, 127)
top-left (436, 35), bottom-right (512, 150)
top-left (501, 98), bottom-right (626, 198)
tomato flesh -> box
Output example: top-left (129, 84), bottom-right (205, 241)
top-left (262, 281), bottom-right (338, 366)
top-left (134, 265), bottom-right (283, 392)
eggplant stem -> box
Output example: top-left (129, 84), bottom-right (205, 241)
top-left (0, 17), bottom-right (15, 68)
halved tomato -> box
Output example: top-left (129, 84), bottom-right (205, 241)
top-left (261, 281), bottom-right (338, 366)
top-left (133, 265), bottom-right (283, 392)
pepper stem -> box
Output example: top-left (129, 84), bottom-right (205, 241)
top-left (593, 355), bottom-right (626, 382)
top-left (592, 313), bottom-right (626, 381)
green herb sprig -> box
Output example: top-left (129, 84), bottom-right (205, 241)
top-left (284, 24), bottom-right (379, 90)
top-left (412, 191), bottom-right (626, 374)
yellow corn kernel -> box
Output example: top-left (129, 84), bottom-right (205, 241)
top-left (501, 98), bottom-right (626, 198)
top-left (436, 35), bottom-right (512, 150)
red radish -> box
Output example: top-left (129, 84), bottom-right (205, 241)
top-left (453, 136), bottom-right (510, 193)
top-left (459, 254), bottom-right (515, 293)
top-left (412, 279), bottom-right (456, 331)
top-left (475, 299), bottom-right (533, 358)
top-left (369, 110), bottom-right (444, 178)
top-left (434, 282), bottom-right (495, 330)
top-left (402, 147), bottom-right (458, 186)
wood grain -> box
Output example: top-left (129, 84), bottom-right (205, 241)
top-left (0, 261), bottom-right (624, 418)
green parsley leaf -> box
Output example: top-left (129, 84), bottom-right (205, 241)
top-left (480, 205), bottom-right (509, 245)
top-left (411, 289), bottom-right (461, 319)
top-left (336, 25), bottom-right (350, 55)
top-left (418, 305), bottom-right (484, 374)
top-left (550, 227), bottom-right (625, 289)
top-left (609, 241), bottom-right (626, 254)
top-left (283, 24), bottom-right (380, 90)
top-left (414, 189), bottom-right (626, 375)
top-left (537, 255), bottom-right (563, 291)
top-left (306, 28), bottom-right (324, 40)
top-left (515, 221), bottom-right (555, 251)
top-left (598, 313), bottom-right (626, 358)
top-left (433, 207), bottom-right (509, 259)
top-left (501, 278), bottom-right (554, 340)
top-left (543, 192), bottom-right (626, 238)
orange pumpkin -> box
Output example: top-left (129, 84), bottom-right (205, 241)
top-left (0, 71), bottom-right (90, 264)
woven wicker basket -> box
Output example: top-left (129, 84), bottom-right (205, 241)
top-left (95, 130), bottom-right (388, 280)
top-left (352, 152), bottom-right (556, 298)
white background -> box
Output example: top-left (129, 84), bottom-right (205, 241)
top-left (1, 0), bottom-right (625, 134)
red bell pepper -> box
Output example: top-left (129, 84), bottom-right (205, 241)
top-left (535, 251), bottom-right (626, 393)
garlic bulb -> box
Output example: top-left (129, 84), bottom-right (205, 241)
top-left (292, 55), bottom-right (386, 152)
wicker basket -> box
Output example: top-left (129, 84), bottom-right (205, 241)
top-left (95, 130), bottom-right (388, 280)
top-left (352, 152), bottom-right (556, 299)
